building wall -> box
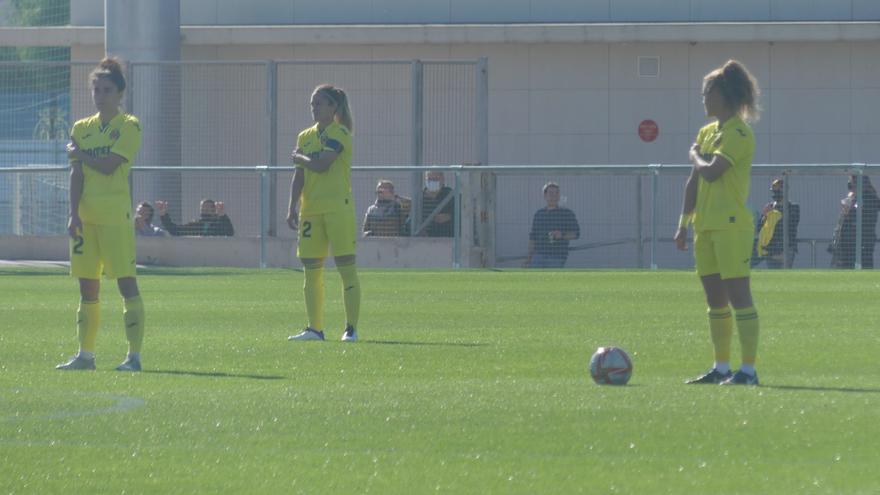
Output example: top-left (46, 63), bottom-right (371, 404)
top-left (71, 0), bottom-right (880, 25)
top-left (71, 40), bottom-right (880, 166)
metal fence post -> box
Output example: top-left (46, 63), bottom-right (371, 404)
top-left (267, 60), bottom-right (278, 237)
top-left (649, 164), bottom-right (661, 270)
top-left (854, 165), bottom-right (865, 270)
top-left (453, 169), bottom-right (462, 268)
top-left (636, 174), bottom-right (644, 269)
top-left (259, 165), bottom-right (269, 269)
top-left (410, 60), bottom-right (424, 237)
top-left (474, 57), bottom-right (493, 267)
top-left (782, 170), bottom-right (790, 268)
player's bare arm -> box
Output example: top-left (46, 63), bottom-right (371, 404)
top-left (286, 167), bottom-right (305, 230)
top-left (689, 143), bottom-right (731, 182)
top-left (67, 161), bottom-right (84, 238)
top-left (291, 149), bottom-right (339, 173)
top-left (674, 165), bottom-right (699, 251)
top-left (67, 138), bottom-right (128, 176)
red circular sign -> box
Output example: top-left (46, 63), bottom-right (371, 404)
top-left (638, 119), bottom-right (659, 142)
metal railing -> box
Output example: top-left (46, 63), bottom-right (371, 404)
top-left (1, 163), bottom-right (876, 269)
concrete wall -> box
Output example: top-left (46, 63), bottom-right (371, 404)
top-left (71, 0), bottom-right (880, 25)
top-left (0, 235), bottom-right (459, 268)
top-left (71, 40), bottom-right (880, 166)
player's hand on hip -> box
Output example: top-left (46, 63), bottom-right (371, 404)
top-left (673, 227), bottom-right (688, 251)
top-left (286, 209), bottom-right (298, 230)
top-left (67, 214), bottom-right (82, 238)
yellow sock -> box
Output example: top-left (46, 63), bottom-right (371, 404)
top-left (77, 299), bottom-right (100, 354)
top-left (303, 261), bottom-right (325, 331)
top-left (708, 306), bottom-right (733, 365)
top-left (735, 306), bottom-right (760, 366)
top-left (123, 296), bottom-right (145, 354)
top-left (336, 261), bottom-right (361, 328)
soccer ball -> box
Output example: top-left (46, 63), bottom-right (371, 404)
top-left (589, 346), bottom-right (633, 385)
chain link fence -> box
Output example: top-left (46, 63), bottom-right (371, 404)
top-left (1, 164), bottom-right (877, 269)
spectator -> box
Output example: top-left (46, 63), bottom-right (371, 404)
top-left (155, 198), bottom-right (234, 236)
top-left (420, 170), bottom-right (454, 237)
top-left (363, 180), bottom-right (411, 237)
top-left (523, 182), bottom-right (580, 268)
top-left (752, 178), bottom-right (799, 268)
top-left (134, 201), bottom-right (166, 237)
top-left (829, 175), bottom-right (880, 269)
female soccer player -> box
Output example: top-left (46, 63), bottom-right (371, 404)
top-left (286, 84), bottom-right (361, 342)
top-left (57, 57), bottom-right (144, 371)
top-left (674, 60), bottom-right (761, 385)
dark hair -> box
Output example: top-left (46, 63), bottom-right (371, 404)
top-left (201, 198), bottom-right (216, 207)
top-left (90, 57), bottom-right (126, 92)
top-left (138, 201), bottom-right (154, 222)
top-left (703, 59), bottom-right (760, 122)
top-left (314, 84), bottom-right (353, 132)
top-left (848, 175), bottom-right (877, 197)
top-left (543, 182), bottom-right (560, 194)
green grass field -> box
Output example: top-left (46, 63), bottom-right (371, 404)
top-left (2, 267), bottom-right (879, 494)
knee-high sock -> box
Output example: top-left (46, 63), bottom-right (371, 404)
top-left (735, 306), bottom-right (760, 366)
top-left (77, 299), bottom-right (100, 354)
top-left (123, 296), bottom-right (145, 354)
top-left (708, 306), bottom-right (733, 365)
top-left (336, 260), bottom-right (361, 328)
top-left (303, 261), bottom-right (325, 331)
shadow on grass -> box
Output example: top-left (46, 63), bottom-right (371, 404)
top-left (361, 340), bottom-right (486, 347)
top-left (762, 384), bottom-right (880, 394)
top-left (136, 269), bottom-right (251, 277)
top-left (0, 270), bottom-right (67, 276)
top-left (143, 369), bottom-right (286, 380)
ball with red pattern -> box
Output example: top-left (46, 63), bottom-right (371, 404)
top-left (589, 346), bottom-right (633, 385)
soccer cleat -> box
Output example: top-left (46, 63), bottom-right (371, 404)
top-left (341, 325), bottom-right (357, 342)
top-left (720, 370), bottom-right (759, 386)
top-left (55, 354), bottom-right (96, 371)
top-left (115, 357), bottom-right (142, 372)
top-left (685, 368), bottom-right (732, 384)
top-left (288, 327), bottom-right (325, 341)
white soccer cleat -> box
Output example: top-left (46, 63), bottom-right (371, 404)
top-left (288, 327), bottom-right (325, 341)
top-left (341, 325), bottom-right (357, 342)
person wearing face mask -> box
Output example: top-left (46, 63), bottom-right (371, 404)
top-left (134, 201), bottom-right (166, 237)
top-left (829, 175), bottom-right (880, 269)
top-left (155, 198), bottom-right (234, 236)
top-left (363, 180), bottom-right (411, 237)
top-left (420, 170), bottom-right (455, 237)
top-left (751, 178), bottom-right (799, 269)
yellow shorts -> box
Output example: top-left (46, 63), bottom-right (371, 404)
top-left (296, 209), bottom-right (357, 259)
top-left (694, 229), bottom-right (753, 279)
top-left (70, 222), bottom-right (137, 280)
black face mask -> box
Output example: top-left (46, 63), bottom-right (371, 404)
top-left (771, 192), bottom-right (783, 202)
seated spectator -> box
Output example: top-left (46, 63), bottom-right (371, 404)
top-left (752, 178), bottom-right (799, 269)
top-left (363, 180), bottom-right (411, 237)
top-left (523, 182), bottom-right (580, 268)
top-left (155, 198), bottom-right (235, 236)
top-left (419, 170), bottom-right (454, 237)
top-left (134, 201), bottom-right (166, 236)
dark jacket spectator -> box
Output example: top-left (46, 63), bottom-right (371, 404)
top-left (155, 199), bottom-right (234, 237)
top-left (830, 176), bottom-right (879, 268)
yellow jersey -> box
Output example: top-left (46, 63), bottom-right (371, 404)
top-left (295, 121), bottom-right (354, 215)
top-left (70, 112), bottom-right (142, 225)
top-left (693, 115), bottom-right (755, 232)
